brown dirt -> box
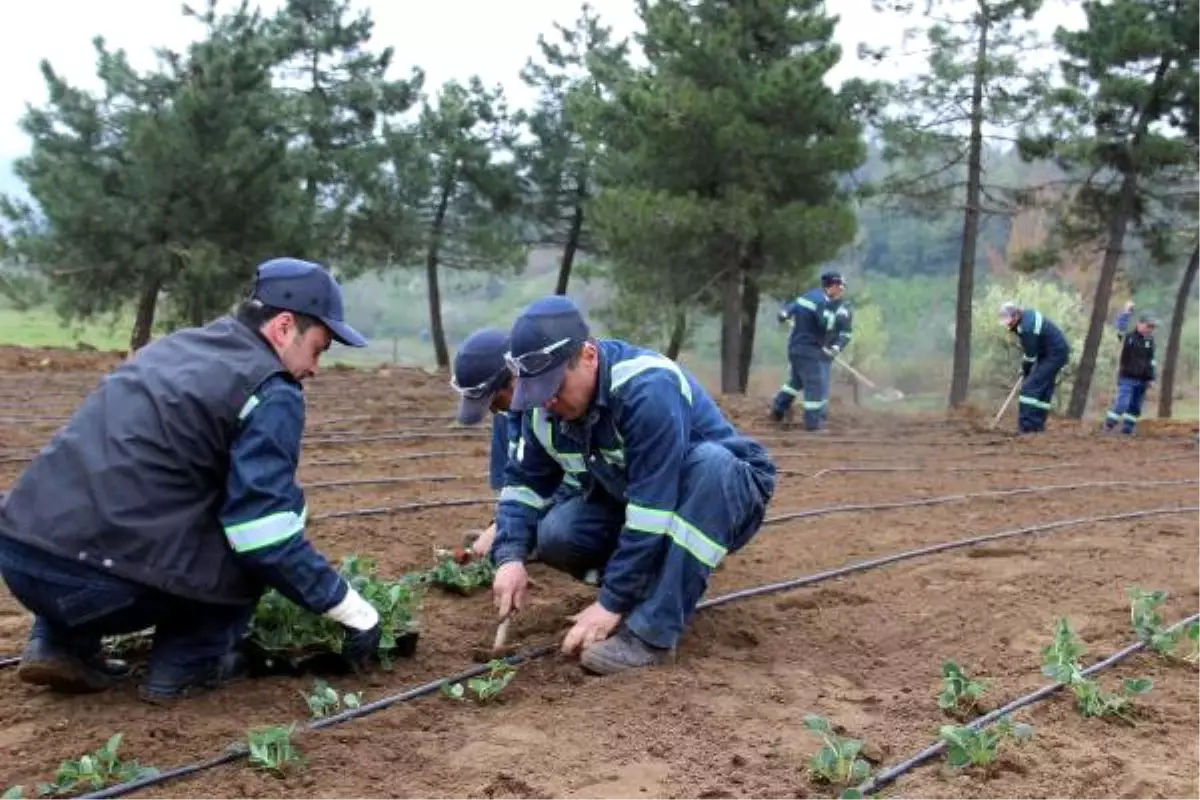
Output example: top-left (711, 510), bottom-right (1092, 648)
top-left (0, 345), bottom-right (1196, 799)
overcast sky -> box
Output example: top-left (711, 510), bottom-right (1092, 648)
top-left (0, 0), bottom-right (1083, 162)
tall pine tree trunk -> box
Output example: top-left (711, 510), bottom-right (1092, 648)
top-left (949, 8), bottom-right (989, 408)
top-left (129, 276), bottom-right (161, 352)
top-left (555, 175), bottom-right (587, 295)
top-left (424, 178), bottom-right (454, 369)
top-left (1157, 243), bottom-right (1198, 419)
top-left (1067, 172), bottom-right (1137, 419)
top-left (719, 264), bottom-right (742, 394)
top-left (737, 257), bottom-right (761, 393)
top-left (665, 309), bottom-right (687, 360)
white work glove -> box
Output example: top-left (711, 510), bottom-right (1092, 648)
top-left (823, 346), bottom-right (840, 357)
top-left (323, 586), bottom-right (380, 631)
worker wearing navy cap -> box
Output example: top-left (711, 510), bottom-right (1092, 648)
top-left (0, 257), bottom-right (382, 702)
top-left (451, 328), bottom-right (581, 559)
top-left (770, 271), bottom-right (851, 431)
top-left (490, 295), bottom-right (776, 674)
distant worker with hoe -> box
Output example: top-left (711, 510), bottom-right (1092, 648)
top-left (490, 295), bottom-right (777, 674)
top-left (450, 328), bottom-right (580, 559)
top-left (769, 271), bottom-right (852, 430)
top-left (1104, 301), bottom-right (1157, 435)
top-left (999, 301), bottom-right (1071, 434)
top-left (0, 258), bottom-right (383, 702)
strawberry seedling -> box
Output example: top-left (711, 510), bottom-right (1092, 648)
top-left (1041, 617), bottom-right (1153, 723)
top-left (939, 716), bottom-right (1033, 771)
top-left (1128, 587), bottom-right (1198, 664)
top-left (248, 555), bottom-right (420, 670)
top-left (801, 714), bottom-right (872, 788)
top-left (441, 660), bottom-right (517, 703)
top-left (937, 660), bottom-right (987, 717)
top-left (247, 725), bottom-right (304, 776)
top-left (1, 733), bottom-right (159, 798)
top-left (427, 555), bottom-right (496, 595)
top-left (301, 679), bottom-right (363, 718)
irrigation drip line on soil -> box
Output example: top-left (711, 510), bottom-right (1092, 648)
top-left (301, 451), bottom-right (460, 468)
top-left (306, 474), bottom-right (463, 490)
top-left (855, 612), bottom-right (1200, 796)
top-left (304, 431), bottom-right (485, 445)
top-left (65, 503), bottom-right (1199, 799)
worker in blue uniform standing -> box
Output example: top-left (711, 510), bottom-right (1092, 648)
top-left (0, 258), bottom-right (382, 702)
top-left (1104, 302), bottom-right (1157, 435)
top-left (770, 271), bottom-right (848, 430)
top-left (490, 295), bottom-right (777, 675)
top-left (451, 328), bottom-right (580, 560)
top-left (999, 301), bottom-right (1071, 433)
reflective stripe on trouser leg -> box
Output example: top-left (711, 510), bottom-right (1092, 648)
top-left (626, 442), bottom-right (767, 650)
top-left (797, 355), bottom-right (827, 430)
top-left (1017, 359), bottom-right (1063, 432)
top-left (771, 358), bottom-right (804, 415)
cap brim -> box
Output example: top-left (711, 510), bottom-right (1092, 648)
top-left (323, 318), bottom-right (368, 348)
top-left (456, 394), bottom-right (492, 426)
top-left (510, 363), bottom-right (567, 411)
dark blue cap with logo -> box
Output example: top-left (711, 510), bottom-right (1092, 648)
top-left (509, 295), bottom-right (590, 412)
top-left (252, 257), bottom-right (367, 348)
top-left (452, 328), bottom-right (512, 425)
top-left (821, 270), bottom-right (845, 288)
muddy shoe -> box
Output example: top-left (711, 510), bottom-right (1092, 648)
top-left (16, 638), bottom-right (129, 693)
top-left (138, 651), bottom-right (248, 704)
top-left (580, 629), bottom-right (675, 676)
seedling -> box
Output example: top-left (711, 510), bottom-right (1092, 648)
top-left (3, 734), bottom-right (159, 798)
top-left (247, 725), bottom-right (304, 776)
top-left (801, 714), bottom-right (871, 787)
top-left (427, 555), bottom-right (496, 595)
top-left (248, 555), bottom-right (420, 668)
top-left (1128, 587), bottom-right (1198, 664)
top-left (939, 716), bottom-right (1033, 770)
top-left (937, 660), bottom-right (987, 717)
top-left (301, 679), bottom-right (363, 718)
top-left (441, 660), bottom-right (517, 703)
top-left (1041, 617), bottom-right (1153, 722)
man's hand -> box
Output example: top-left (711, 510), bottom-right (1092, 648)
top-left (823, 345), bottom-right (840, 358)
top-left (492, 561), bottom-right (530, 618)
top-left (561, 601), bottom-right (622, 655)
top-left (470, 521), bottom-right (498, 559)
top-left (341, 623), bottom-right (382, 670)
top-left (1124, 301), bottom-right (1136, 313)
top-left (1022, 361), bottom-right (1032, 378)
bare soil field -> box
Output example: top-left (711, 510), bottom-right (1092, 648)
top-left (0, 346), bottom-right (1196, 799)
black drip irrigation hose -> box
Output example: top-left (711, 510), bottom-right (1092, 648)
top-left (65, 503), bottom-right (1199, 799)
top-left (311, 496), bottom-right (494, 521)
top-left (306, 474), bottom-right (463, 491)
top-left (305, 431), bottom-right (484, 445)
top-left (855, 612), bottom-right (1200, 796)
top-left (302, 450), bottom-right (459, 468)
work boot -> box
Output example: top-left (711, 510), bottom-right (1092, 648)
top-left (16, 638), bottom-right (130, 693)
top-left (138, 651), bottom-right (248, 704)
top-left (580, 629), bottom-right (675, 676)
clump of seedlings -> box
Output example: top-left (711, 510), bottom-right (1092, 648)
top-left (247, 725), bottom-right (304, 776)
top-left (801, 714), bottom-right (872, 792)
top-left (1042, 617), bottom-right (1152, 722)
top-left (939, 716), bottom-right (1033, 771)
top-left (427, 554), bottom-right (496, 595)
top-left (937, 660), bottom-right (987, 718)
top-left (1128, 586), bottom-right (1199, 664)
top-left (2, 734), bottom-right (158, 798)
top-left (248, 555), bottom-right (420, 670)
top-left (441, 660), bottom-right (517, 703)
top-left (302, 679), bottom-right (363, 718)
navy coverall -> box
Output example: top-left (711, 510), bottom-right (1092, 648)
top-left (771, 289), bottom-right (850, 429)
top-left (492, 340), bottom-right (776, 649)
top-left (0, 375), bottom-right (348, 678)
top-left (1105, 310), bottom-right (1155, 434)
top-left (1012, 309), bottom-right (1070, 432)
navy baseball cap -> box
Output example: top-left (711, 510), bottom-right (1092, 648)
top-left (252, 257), bottom-right (367, 348)
top-left (821, 270), bottom-right (845, 288)
top-left (508, 295), bottom-right (590, 411)
top-left (452, 328), bottom-right (512, 425)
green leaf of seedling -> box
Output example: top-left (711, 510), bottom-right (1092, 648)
top-left (838, 789), bottom-right (864, 799)
top-left (849, 759), bottom-right (871, 782)
top-left (1122, 677), bottom-right (1152, 695)
top-left (803, 714), bottom-right (831, 733)
top-left (2, 786), bottom-right (24, 799)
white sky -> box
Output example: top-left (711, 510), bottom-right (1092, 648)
top-left (0, 0), bottom-right (1084, 161)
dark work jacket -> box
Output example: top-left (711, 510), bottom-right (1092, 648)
top-left (0, 316), bottom-right (289, 605)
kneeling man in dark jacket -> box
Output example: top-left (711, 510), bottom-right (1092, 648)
top-left (0, 258), bottom-right (380, 702)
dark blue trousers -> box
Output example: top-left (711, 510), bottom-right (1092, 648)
top-left (0, 536), bottom-right (254, 675)
top-left (1106, 377), bottom-right (1148, 434)
top-left (1018, 356), bottom-right (1067, 433)
top-left (533, 442), bottom-right (771, 649)
top-left (771, 352), bottom-right (830, 430)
